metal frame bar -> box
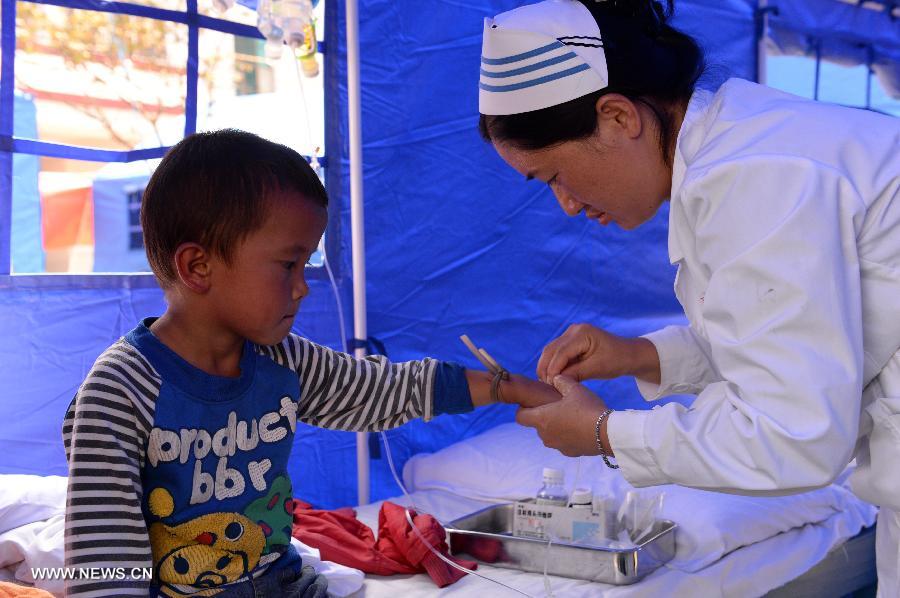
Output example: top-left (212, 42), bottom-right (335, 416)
top-left (344, 0), bottom-right (370, 507)
top-left (1, 0), bottom-right (17, 275)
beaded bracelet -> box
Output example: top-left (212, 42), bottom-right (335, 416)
top-left (595, 408), bottom-right (619, 469)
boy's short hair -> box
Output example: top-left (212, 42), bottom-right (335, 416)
top-left (141, 129), bottom-right (328, 286)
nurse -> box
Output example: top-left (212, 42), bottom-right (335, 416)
top-left (478, 0), bottom-right (900, 591)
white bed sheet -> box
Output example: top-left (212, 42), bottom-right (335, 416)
top-left (401, 423), bottom-right (878, 574)
top-left (0, 428), bottom-right (877, 598)
top-left (352, 488), bottom-right (873, 598)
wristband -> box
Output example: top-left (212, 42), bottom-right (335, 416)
top-left (460, 334), bottom-right (510, 403)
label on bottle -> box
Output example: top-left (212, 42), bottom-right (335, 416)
top-left (534, 497), bottom-right (567, 506)
top-left (514, 499), bottom-right (608, 545)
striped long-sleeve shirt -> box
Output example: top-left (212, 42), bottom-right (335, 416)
top-left (62, 317), bottom-right (471, 597)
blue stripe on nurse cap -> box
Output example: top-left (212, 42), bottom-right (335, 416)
top-left (479, 0), bottom-right (609, 116)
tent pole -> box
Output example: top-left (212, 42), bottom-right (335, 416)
top-left (346, 0), bottom-right (370, 506)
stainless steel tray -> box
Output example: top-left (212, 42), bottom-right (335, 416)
top-left (446, 503), bottom-right (676, 585)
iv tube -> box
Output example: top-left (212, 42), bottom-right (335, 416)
top-left (303, 62), bottom-right (549, 598)
top-left (381, 432), bottom-right (537, 597)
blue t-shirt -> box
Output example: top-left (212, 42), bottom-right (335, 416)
top-left (63, 318), bottom-right (471, 596)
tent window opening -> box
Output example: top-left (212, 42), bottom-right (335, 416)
top-left (1, 0), bottom-right (327, 277)
top-left (758, 1), bottom-right (900, 118)
top-left (765, 47), bottom-right (900, 117)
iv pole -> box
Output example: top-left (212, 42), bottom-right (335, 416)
top-left (345, 0), bottom-right (370, 506)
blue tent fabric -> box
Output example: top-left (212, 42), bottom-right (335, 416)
top-left (11, 93), bottom-right (42, 273)
top-left (0, 0), bottom-right (756, 510)
top-left (0, 277), bottom-right (345, 482)
top-left (6, 0), bottom-right (891, 511)
top-left (316, 0), bottom-right (755, 508)
top-left (0, 283), bottom-right (165, 474)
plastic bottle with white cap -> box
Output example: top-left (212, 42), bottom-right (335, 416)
top-left (535, 467), bottom-right (568, 506)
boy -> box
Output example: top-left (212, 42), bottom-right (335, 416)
top-left (62, 129), bottom-right (558, 597)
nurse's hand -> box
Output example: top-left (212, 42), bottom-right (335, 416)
top-left (516, 375), bottom-right (611, 458)
top-left (537, 323), bottom-right (660, 386)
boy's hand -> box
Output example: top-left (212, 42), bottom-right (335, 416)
top-left (467, 371), bottom-right (561, 408)
top-left (500, 374), bottom-right (562, 408)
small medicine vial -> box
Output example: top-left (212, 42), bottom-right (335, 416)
top-left (535, 467), bottom-right (568, 506)
top-left (570, 487), bottom-right (593, 509)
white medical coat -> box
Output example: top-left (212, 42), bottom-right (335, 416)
top-left (607, 79), bottom-right (900, 503)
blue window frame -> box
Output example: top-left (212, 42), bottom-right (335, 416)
top-left (0, 0), bottom-right (334, 286)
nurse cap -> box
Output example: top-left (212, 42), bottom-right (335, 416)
top-left (479, 0), bottom-right (609, 116)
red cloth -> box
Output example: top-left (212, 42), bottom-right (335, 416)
top-left (292, 500), bottom-right (476, 587)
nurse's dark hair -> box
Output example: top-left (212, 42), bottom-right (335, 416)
top-left (478, 0), bottom-right (705, 165)
top-left (141, 128), bottom-right (327, 287)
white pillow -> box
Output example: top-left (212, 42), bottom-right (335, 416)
top-left (0, 476), bottom-right (67, 536)
top-left (403, 423), bottom-right (877, 572)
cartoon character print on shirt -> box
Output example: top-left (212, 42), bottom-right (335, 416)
top-left (243, 475), bottom-right (295, 555)
top-left (144, 397), bottom-right (301, 594)
top-left (148, 488), bottom-right (266, 597)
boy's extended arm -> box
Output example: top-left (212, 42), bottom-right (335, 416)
top-left (271, 336), bottom-right (558, 431)
top-left (62, 345), bottom-right (155, 596)
top-left (465, 370), bottom-right (560, 408)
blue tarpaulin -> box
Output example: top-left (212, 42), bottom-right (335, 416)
top-left (1, 0), bottom-right (898, 509)
top-left (11, 93), bottom-right (41, 273)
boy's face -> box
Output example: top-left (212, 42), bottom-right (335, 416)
top-left (208, 190), bottom-right (327, 346)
